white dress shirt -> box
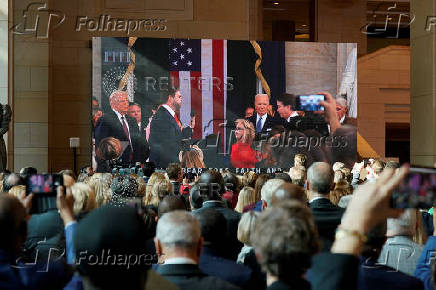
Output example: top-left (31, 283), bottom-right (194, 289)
top-left (162, 104), bottom-right (176, 118)
top-left (112, 109), bottom-right (132, 145)
top-left (286, 111), bottom-right (299, 122)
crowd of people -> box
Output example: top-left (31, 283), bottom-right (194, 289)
top-left (1, 157), bottom-right (436, 290)
top-left (92, 88), bottom-right (357, 172)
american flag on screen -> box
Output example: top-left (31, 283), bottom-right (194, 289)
top-left (168, 39), bottom-right (227, 148)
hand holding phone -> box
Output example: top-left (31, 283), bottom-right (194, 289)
top-left (296, 95), bottom-right (325, 111)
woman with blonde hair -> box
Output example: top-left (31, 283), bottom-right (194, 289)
top-left (144, 172), bottom-right (167, 206)
top-left (148, 178), bottom-right (174, 207)
top-left (8, 185), bottom-right (25, 198)
top-left (230, 119), bottom-right (259, 168)
top-left (179, 145), bottom-right (205, 168)
top-left (235, 186), bottom-right (256, 213)
top-left (70, 182), bottom-right (97, 218)
top-left (237, 211), bottom-right (261, 273)
top-left (242, 171), bottom-right (258, 188)
top-left (330, 179), bottom-right (353, 206)
top-left (88, 173), bottom-right (113, 206)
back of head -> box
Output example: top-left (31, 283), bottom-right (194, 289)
top-left (294, 154), bottom-right (307, 168)
top-left (238, 211), bottom-right (259, 246)
top-left (332, 162), bottom-right (345, 172)
top-left (254, 174), bottom-right (272, 202)
top-left (110, 175), bottom-right (138, 205)
top-left (252, 200), bottom-right (319, 281)
top-left (151, 178), bottom-right (174, 205)
top-left (89, 173), bottom-right (113, 206)
top-left (74, 205), bottom-right (151, 288)
top-left (189, 184), bottom-right (203, 210)
top-left (223, 171), bottom-right (240, 192)
top-left (198, 170), bottom-right (225, 201)
top-left (235, 186), bottom-right (256, 213)
top-left (333, 170), bottom-right (345, 183)
top-left (156, 210), bottom-right (200, 249)
top-left (272, 183), bottom-right (306, 205)
top-left (194, 208), bottom-right (227, 248)
top-left (167, 163), bottom-right (182, 180)
top-left (19, 167), bottom-right (37, 176)
top-left (275, 172), bottom-right (292, 183)
top-left (0, 195), bottom-right (26, 252)
top-left (158, 195), bottom-right (186, 217)
top-left (59, 169), bottom-right (77, 181)
top-left (242, 171), bottom-right (258, 188)
top-left (96, 137), bottom-right (122, 161)
top-left (289, 166), bottom-right (306, 187)
top-left (71, 182), bottom-right (97, 216)
top-left (387, 209), bottom-right (416, 237)
top-left (371, 160), bottom-right (386, 175)
top-left (3, 173), bottom-right (26, 192)
top-left (307, 162), bottom-right (333, 195)
top-left (261, 179), bottom-right (286, 207)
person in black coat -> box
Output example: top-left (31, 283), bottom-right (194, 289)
top-left (306, 162), bottom-right (345, 252)
top-left (94, 91), bottom-right (147, 168)
top-left (192, 170), bottom-right (243, 260)
top-left (247, 94), bottom-right (278, 141)
top-left (155, 210), bottom-right (239, 290)
top-left (149, 88), bottom-right (193, 168)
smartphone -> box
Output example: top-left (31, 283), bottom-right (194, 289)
top-left (391, 167), bottom-right (436, 208)
top-left (295, 95), bottom-right (325, 111)
top-left (25, 174), bottom-right (63, 195)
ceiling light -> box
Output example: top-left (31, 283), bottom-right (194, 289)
top-left (273, 1), bottom-right (279, 5)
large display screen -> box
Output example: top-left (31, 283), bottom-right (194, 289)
top-left (92, 37), bottom-right (357, 172)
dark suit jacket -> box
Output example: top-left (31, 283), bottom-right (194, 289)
top-left (193, 201), bottom-right (243, 260)
top-left (95, 110), bottom-right (145, 166)
top-left (358, 258), bottom-right (424, 290)
top-left (149, 106), bottom-right (192, 168)
top-left (247, 114), bottom-right (277, 140)
top-left (156, 263), bottom-right (240, 290)
top-left (199, 247), bottom-right (255, 290)
top-left (267, 280), bottom-right (310, 290)
top-left (309, 198), bottom-right (345, 252)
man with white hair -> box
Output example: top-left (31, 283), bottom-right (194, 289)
top-left (307, 162), bottom-right (345, 252)
top-left (378, 209), bottom-right (423, 276)
top-left (260, 178), bottom-right (285, 210)
top-left (154, 211), bottom-right (239, 290)
top-left (247, 94), bottom-right (277, 137)
top-left (335, 97), bottom-right (356, 126)
top-left (95, 90), bottom-right (142, 168)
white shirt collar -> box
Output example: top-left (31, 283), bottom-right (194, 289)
top-left (112, 109), bottom-right (124, 120)
top-left (309, 196), bottom-right (330, 203)
top-left (162, 104), bottom-right (175, 117)
top-left (340, 115), bottom-right (346, 124)
top-left (164, 257), bottom-right (197, 265)
top-left (256, 113), bottom-right (266, 121)
top-left (287, 111), bottom-right (299, 122)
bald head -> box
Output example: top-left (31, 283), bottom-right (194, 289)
top-left (254, 94), bottom-right (269, 116)
top-left (272, 183), bottom-right (306, 205)
top-left (307, 162), bottom-right (334, 195)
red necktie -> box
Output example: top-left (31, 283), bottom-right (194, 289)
top-left (174, 113), bottom-right (182, 129)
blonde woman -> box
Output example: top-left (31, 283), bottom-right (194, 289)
top-left (242, 171), bottom-right (258, 188)
top-left (88, 173), bottom-right (113, 206)
top-left (237, 211), bottom-right (259, 267)
top-left (235, 186), bottom-right (256, 213)
top-left (230, 119), bottom-right (259, 168)
top-left (70, 182), bottom-right (97, 217)
top-left (144, 172), bottom-right (167, 206)
top-left (8, 185), bottom-right (25, 198)
top-left (148, 178), bottom-right (174, 207)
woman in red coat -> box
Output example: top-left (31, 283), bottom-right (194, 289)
top-left (230, 119), bottom-right (259, 168)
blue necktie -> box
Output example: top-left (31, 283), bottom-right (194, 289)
top-left (256, 117), bottom-right (262, 133)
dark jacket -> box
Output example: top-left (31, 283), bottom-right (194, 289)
top-left (309, 198), bottom-right (345, 252)
top-left (149, 106), bottom-right (192, 168)
top-left (95, 110), bottom-right (147, 167)
top-left (199, 247), bottom-right (255, 290)
top-left (247, 114), bottom-right (277, 140)
top-left (156, 263), bottom-right (240, 290)
top-left (358, 257), bottom-right (424, 290)
top-left (193, 201), bottom-right (243, 260)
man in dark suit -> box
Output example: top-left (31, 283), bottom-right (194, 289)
top-left (194, 208), bottom-right (257, 290)
top-left (94, 90), bottom-right (148, 167)
top-left (247, 94), bottom-right (277, 140)
top-left (192, 170), bottom-right (243, 260)
top-left (128, 102), bottom-right (151, 164)
top-left (307, 162), bottom-right (345, 252)
top-left (155, 210), bottom-right (239, 290)
top-left (149, 87), bottom-right (193, 168)
top-left (276, 93), bottom-right (301, 131)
